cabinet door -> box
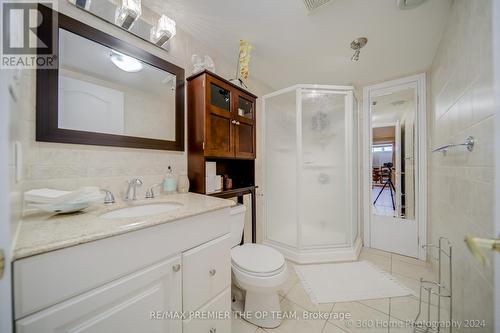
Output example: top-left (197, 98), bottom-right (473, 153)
top-left (234, 92), bottom-right (256, 159)
top-left (183, 288), bottom-right (231, 333)
top-left (16, 256), bottom-right (182, 333)
top-left (205, 75), bottom-right (235, 158)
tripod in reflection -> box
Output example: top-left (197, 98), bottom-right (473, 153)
top-left (373, 163), bottom-right (395, 210)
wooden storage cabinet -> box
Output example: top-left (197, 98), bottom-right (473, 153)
top-left (187, 70), bottom-right (257, 160)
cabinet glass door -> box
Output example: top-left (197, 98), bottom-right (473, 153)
top-left (237, 96), bottom-right (254, 119)
top-left (210, 83), bottom-right (231, 112)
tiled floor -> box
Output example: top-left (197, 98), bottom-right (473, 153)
top-left (232, 247), bottom-right (444, 333)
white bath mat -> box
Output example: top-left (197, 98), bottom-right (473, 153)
top-left (294, 261), bottom-right (412, 303)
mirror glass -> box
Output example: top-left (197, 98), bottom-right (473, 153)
top-left (58, 28), bottom-right (176, 141)
top-left (371, 88), bottom-right (416, 220)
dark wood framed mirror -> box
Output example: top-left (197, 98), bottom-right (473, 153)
top-left (36, 8), bottom-right (185, 151)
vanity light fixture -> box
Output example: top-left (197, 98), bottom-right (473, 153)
top-left (150, 14), bottom-right (176, 46)
top-left (350, 37), bottom-right (368, 62)
top-left (110, 51), bottom-right (143, 73)
top-left (69, 0), bottom-right (91, 11)
top-left (115, 0), bottom-right (142, 30)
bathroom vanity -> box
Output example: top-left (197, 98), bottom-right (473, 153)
top-left (12, 193), bottom-right (234, 333)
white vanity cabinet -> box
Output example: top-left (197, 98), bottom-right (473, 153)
top-left (13, 207), bottom-right (232, 333)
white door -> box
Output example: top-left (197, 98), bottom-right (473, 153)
top-left (493, 0), bottom-right (500, 327)
top-left (0, 70), bottom-right (13, 333)
top-left (16, 256), bottom-right (183, 333)
top-left (363, 76), bottom-right (426, 259)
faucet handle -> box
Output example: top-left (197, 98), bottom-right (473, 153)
top-left (128, 178), bottom-right (143, 186)
top-left (145, 183), bottom-right (162, 199)
top-left (101, 189), bottom-right (115, 204)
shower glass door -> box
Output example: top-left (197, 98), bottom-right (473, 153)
top-left (299, 89), bottom-right (351, 248)
top-left (264, 90), bottom-right (298, 248)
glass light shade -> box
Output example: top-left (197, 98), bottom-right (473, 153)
top-left (69, 0), bottom-right (91, 11)
top-left (110, 51), bottom-right (143, 73)
top-left (150, 14), bottom-right (176, 46)
top-left (115, 0), bottom-right (142, 30)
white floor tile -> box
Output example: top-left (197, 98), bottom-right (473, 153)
top-left (232, 317), bottom-right (259, 333)
top-left (357, 298), bottom-right (390, 315)
top-left (264, 299), bottom-right (327, 333)
top-left (279, 262), bottom-right (298, 297)
top-left (359, 252), bottom-right (392, 272)
top-left (389, 296), bottom-right (421, 322)
top-left (391, 259), bottom-right (436, 281)
top-left (360, 247), bottom-right (392, 258)
top-left (330, 302), bottom-right (389, 332)
top-left (323, 321), bottom-right (349, 332)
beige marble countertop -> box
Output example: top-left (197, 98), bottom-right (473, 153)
top-left (12, 192), bottom-right (234, 261)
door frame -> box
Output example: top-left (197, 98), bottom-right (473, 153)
top-left (493, 0), bottom-right (500, 327)
top-left (0, 69), bottom-right (13, 332)
top-left (362, 73), bottom-right (427, 260)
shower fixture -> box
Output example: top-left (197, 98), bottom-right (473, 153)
top-left (350, 37), bottom-right (367, 62)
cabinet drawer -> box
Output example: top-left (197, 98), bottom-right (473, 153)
top-left (16, 256), bottom-right (182, 333)
top-left (183, 288), bottom-right (231, 333)
top-left (182, 234), bottom-right (231, 312)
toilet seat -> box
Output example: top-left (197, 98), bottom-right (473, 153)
top-left (231, 244), bottom-right (285, 277)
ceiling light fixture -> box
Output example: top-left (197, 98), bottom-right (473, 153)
top-left (110, 50), bottom-right (143, 72)
top-left (150, 14), bottom-right (176, 46)
top-left (115, 0), bottom-right (141, 30)
top-left (350, 37), bottom-right (368, 62)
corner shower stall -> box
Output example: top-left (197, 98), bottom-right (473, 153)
top-left (263, 85), bottom-right (360, 263)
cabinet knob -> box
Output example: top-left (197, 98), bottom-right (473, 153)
top-left (235, 121), bottom-right (240, 125)
top-left (209, 268), bottom-right (216, 276)
top-left (172, 264), bottom-right (181, 272)
top-left (231, 120), bottom-right (237, 124)
top-left (209, 328), bottom-right (216, 333)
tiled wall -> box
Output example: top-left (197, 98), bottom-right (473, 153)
top-left (429, 0), bottom-right (495, 330)
top-left (9, 1), bottom-right (272, 246)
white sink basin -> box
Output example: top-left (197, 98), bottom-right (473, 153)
top-left (100, 202), bottom-right (183, 219)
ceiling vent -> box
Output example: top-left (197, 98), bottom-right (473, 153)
top-left (302, 0), bottom-right (332, 12)
top-left (396, 0), bottom-right (427, 10)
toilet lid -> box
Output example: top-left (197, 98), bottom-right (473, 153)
top-left (231, 244), bottom-right (285, 274)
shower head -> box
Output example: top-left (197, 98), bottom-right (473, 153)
top-left (350, 37), bottom-right (368, 62)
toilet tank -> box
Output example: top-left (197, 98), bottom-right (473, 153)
top-left (229, 204), bottom-right (247, 247)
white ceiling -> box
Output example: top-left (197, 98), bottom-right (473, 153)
top-left (146, 0), bottom-right (451, 90)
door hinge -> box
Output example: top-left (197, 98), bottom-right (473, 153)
top-left (202, 79), bottom-right (205, 88)
top-left (202, 142), bottom-right (205, 150)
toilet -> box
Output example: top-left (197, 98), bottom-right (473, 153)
top-left (229, 204), bottom-right (289, 328)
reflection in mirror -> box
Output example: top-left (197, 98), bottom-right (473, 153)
top-left (58, 28), bottom-right (176, 141)
top-left (371, 88), bottom-right (415, 220)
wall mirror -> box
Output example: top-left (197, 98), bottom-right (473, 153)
top-left (37, 10), bottom-right (185, 151)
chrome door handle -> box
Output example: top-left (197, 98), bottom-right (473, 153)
top-left (172, 264), bottom-right (181, 272)
top-left (464, 235), bottom-right (500, 266)
top-left (209, 269), bottom-right (216, 276)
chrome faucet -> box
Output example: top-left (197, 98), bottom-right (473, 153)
top-left (145, 183), bottom-right (162, 199)
top-left (125, 178), bottom-right (143, 201)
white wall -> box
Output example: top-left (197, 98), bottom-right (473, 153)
top-left (429, 0), bottom-right (495, 329)
top-left (9, 0), bottom-right (272, 246)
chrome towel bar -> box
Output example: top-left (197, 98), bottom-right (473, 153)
top-left (432, 136), bottom-right (474, 154)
